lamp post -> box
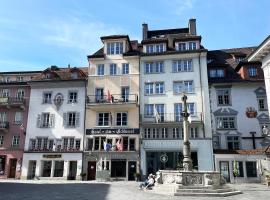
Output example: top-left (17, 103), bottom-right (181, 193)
top-left (181, 94), bottom-right (193, 171)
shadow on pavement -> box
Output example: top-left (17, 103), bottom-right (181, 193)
top-left (0, 183), bottom-right (110, 200)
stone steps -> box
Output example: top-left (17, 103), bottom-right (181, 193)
top-left (174, 190), bottom-right (242, 197)
top-left (176, 188), bottom-right (233, 193)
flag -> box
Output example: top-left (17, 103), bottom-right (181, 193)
top-left (154, 106), bottom-right (161, 123)
top-left (103, 141), bottom-right (112, 151)
top-left (116, 138), bottom-right (123, 151)
top-left (107, 90), bottom-right (112, 103)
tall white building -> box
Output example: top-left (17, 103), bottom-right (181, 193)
top-left (208, 47), bottom-right (269, 183)
top-left (21, 66), bottom-right (87, 180)
top-left (139, 19), bottom-right (213, 178)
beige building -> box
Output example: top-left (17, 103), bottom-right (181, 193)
top-left (84, 35), bottom-right (140, 181)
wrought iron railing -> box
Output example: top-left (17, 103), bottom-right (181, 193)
top-left (87, 94), bottom-right (138, 104)
top-left (0, 121), bottom-right (9, 129)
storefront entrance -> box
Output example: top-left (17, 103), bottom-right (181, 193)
top-left (111, 160), bottom-right (126, 178)
top-left (0, 155), bottom-right (6, 176)
top-left (8, 158), bottom-right (17, 178)
top-left (68, 161), bottom-right (77, 180)
top-left (128, 161), bottom-right (136, 181)
top-left (220, 161), bottom-right (230, 182)
top-left (146, 151), bottom-right (198, 175)
top-left (27, 160), bottom-right (36, 179)
top-left (87, 161), bottom-right (96, 180)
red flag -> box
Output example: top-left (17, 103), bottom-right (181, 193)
top-left (116, 137), bottom-right (123, 151)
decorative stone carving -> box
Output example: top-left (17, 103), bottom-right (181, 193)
top-left (54, 93), bottom-right (64, 110)
top-left (155, 171), bottom-right (162, 184)
top-left (184, 174), bottom-right (203, 185)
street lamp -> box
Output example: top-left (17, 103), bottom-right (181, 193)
top-left (181, 94), bottom-right (193, 171)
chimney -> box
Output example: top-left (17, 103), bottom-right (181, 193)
top-left (142, 23), bottom-right (148, 40)
top-left (188, 18), bottom-right (196, 35)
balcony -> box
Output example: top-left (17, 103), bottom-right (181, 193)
top-left (0, 97), bottom-right (25, 109)
top-left (140, 112), bottom-right (203, 125)
top-left (87, 94), bottom-right (138, 110)
top-left (0, 122), bottom-right (9, 132)
top-left (28, 146), bottom-right (81, 152)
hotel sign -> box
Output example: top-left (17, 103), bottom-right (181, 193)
top-left (86, 128), bottom-right (140, 135)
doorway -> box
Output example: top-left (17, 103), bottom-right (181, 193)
top-left (128, 161), bottom-right (136, 181)
top-left (8, 158), bottom-right (17, 178)
top-left (87, 161), bottom-right (96, 180)
top-left (27, 160), bottom-right (36, 179)
top-left (68, 161), bottom-right (77, 180)
top-left (220, 161), bottom-right (230, 182)
top-left (111, 160), bottom-right (126, 178)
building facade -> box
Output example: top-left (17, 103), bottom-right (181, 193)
top-left (208, 47), bottom-right (269, 182)
top-left (139, 19), bottom-right (213, 178)
top-left (84, 35), bottom-right (140, 181)
top-left (21, 66), bottom-right (87, 180)
top-left (0, 71), bottom-right (41, 179)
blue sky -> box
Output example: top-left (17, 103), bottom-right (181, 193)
top-left (0, 0), bottom-right (269, 72)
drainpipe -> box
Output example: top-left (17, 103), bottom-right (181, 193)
top-left (82, 78), bottom-right (87, 180)
top-left (198, 52), bottom-right (206, 138)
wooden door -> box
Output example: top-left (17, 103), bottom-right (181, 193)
top-left (8, 159), bottom-right (17, 178)
top-left (87, 161), bottom-right (96, 180)
top-left (68, 161), bottom-right (77, 180)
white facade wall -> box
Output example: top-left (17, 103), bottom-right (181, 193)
top-left (262, 53), bottom-right (270, 113)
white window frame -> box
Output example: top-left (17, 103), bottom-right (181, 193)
top-left (116, 112), bottom-right (128, 126)
top-left (12, 135), bottom-right (20, 147)
top-left (110, 64), bottom-right (117, 75)
top-left (97, 64), bottom-right (105, 76)
top-left (0, 135), bottom-right (3, 147)
top-left (14, 112), bottom-right (23, 124)
top-left (122, 63), bottom-right (129, 74)
top-left (216, 116), bottom-right (236, 130)
top-left (68, 91), bottom-right (78, 103)
top-left (98, 113), bottom-right (109, 126)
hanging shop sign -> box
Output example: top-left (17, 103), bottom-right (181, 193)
top-left (86, 128), bottom-right (140, 135)
top-left (43, 154), bottom-right (62, 159)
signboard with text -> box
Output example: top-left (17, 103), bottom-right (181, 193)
top-left (86, 128), bottom-right (140, 135)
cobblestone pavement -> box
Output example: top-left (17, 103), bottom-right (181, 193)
top-left (0, 180), bottom-right (269, 200)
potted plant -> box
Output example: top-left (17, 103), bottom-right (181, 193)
top-left (246, 107), bottom-right (258, 118)
top-left (80, 172), bottom-right (86, 181)
top-left (134, 172), bottom-right (141, 182)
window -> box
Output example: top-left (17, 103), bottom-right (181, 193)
top-left (11, 136), bottom-right (20, 147)
top-left (145, 62), bottom-right (164, 74)
top-left (145, 104), bottom-right (154, 117)
top-left (43, 92), bottom-right (52, 104)
top-left (177, 42), bottom-right (197, 51)
top-left (209, 69), bottom-right (225, 78)
top-left (107, 42), bottom-right (123, 55)
top-left (1, 89), bottom-right (10, 98)
top-left (155, 82), bottom-right (164, 94)
top-left (161, 128), bottom-right (168, 138)
top-left (188, 42), bottom-right (196, 50)
top-left (145, 82), bottom-right (164, 95)
top-left (4, 77), bottom-right (10, 82)
top-left (40, 113), bottom-right (50, 128)
top-left (212, 135), bottom-right (220, 149)
top-left (97, 64), bottom-right (105, 75)
top-left (248, 67), bottom-right (257, 77)
top-left (173, 81), bottom-right (194, 94)
top-left (30, 139), bottom-right (36, 150)
top-left (75, 139), bottom-right (80, 150)
top-left (116, 112), bottom-right (127, 126)
top-left (67, 112), bottom-right (76, 127)
top-left (173, 128), bottom-right (180, 138)
top-left (178, 43), bottom-right (186, 51)
top-left (48, 140), bottom-right (54, 150)
top-left (121, 87), bottom-right (129, 102)
top-left (152, 128), bottom-right (159, 138)
top-left (174, 103), bottom-right (182, 121)
top-left (95, 88), bottom-right (104, 101)
top-left (172, 60), bottom-right (193, 72)
top-left (187, 103), bottom-right (195, 115)
top-left (0, 155), bottom-right (6, 175)
top-left (0, 135), bottom-right (3, 147)
top-left (110, 64), bottom-right (117, 75)
top-left (190, 127), bottom-right (198, 138)
top-left (246, 161), bottom-right (257, 177)
top-left (145, 44), bottom-right (164, 53)
top-left (155, 104), bottom-right (165, 121)
top-left (129, 138), bottom-right (135, 151)
top-left (144, 128), bottom-right (151, 138)
top-left (98, 113), bottom-right (109, 126)
top-left (227, 136), bottom-right (240, 150)
top-left (235, 57), bottom-right (244, 63)
top-left (43, 138), bottom-right (48, 149)
top-left (233, 161), bottom-right (244, 177)
top-left (71, 72), bottom-right (78, 79)
top-left (258, 98), bottom-right (267, 110)
top-left (54, 161), bottom-right (64, 177)
top-left (94, 137), bottom-right (100, 150)
top-left (68, 91), bottom-right (77, 103)
top-left (122, 63), bottom-right (129, 74)
top-left (14, 112), bottom-right (23, 124)
top-left (42, 161), bottom-right (52, 177)
top-left (87, 138), bottom-right (93, 151)
top-left (216, 117), bottom-right (236, 129)
top-left (16, 89), bottom-right (25, 100)
top-left (37, 138), bottom-right (42, 149)
top-left (217, 89), bottom-right (230, 105)
top-left (63, 138), bottom-right (69, 150)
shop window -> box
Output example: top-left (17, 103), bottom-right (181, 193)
top-left (0, 155), bottom-right (6, 175)
top-left (233, 161), bottom-right (244, 177)
top-left (42, 161), bottom-right (52, 177)
top-left (54, 161), bottom-right (64, 177)
top-left (94, 137), bottom-right (100, 150)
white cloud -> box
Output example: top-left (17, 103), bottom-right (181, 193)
top-left (169, 0), bottom-right (196, 15)
top-left (41, 17), bottom-right (126, 54)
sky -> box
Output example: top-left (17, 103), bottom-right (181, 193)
top-left (0, 0), bottom-right (269, 72)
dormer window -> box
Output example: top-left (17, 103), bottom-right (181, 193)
top-left (71, 72), bottom-right (78, 79)
top-left (45, 73), bottom-right (51, 79)
top-left (16, 76), bottom-right (24, 82)
top-left (248, 67), bottom-right (257, 77)
top-left (235, 57), bottom-right (244, 63)
top-left (4, 76), bottom-right (10, 82)
top-left (146, 44), bottom-right (165, 53)
top-left (177, 41), bottom-right (197, 51)
top-left (209, 69), bottom-right (225, 78)
top-left (107, 42), bottom-right (123, 55)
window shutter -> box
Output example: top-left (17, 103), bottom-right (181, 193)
top-left (75, 112), bottom-right (80, 127)
top-left (49, 114), bottom-right (55, 127)
top-left (63, 113), bottom-right (67, 127)
top-left (37, 114), bottom-right (41, 128)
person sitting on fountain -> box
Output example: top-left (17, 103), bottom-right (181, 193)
top-left (139, 174), bottom-right (155, 190)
